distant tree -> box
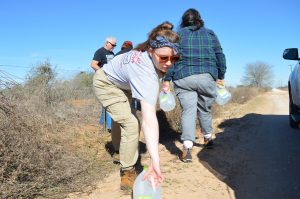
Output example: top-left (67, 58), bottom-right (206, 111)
top-left (26, 59), bottom-right (56, 87)
top-left (241, 61), bottom-right (274, 88)
top-left (25, 60), bottom-right (56, 106)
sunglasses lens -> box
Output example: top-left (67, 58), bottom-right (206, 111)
top-left (159, 56), bottom-right (180, 63)
top-left (159, 56), bottom-right (169, 62)
top-left (154, 51), bottom-right (180, 63)
top-left (171, 56), bottom-right (180, 62)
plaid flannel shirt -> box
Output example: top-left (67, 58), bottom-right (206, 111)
top-left (164, 26), bottom-right (226, 81)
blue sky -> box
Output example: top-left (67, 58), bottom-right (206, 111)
top-left (0, 0), bottom-right (299, 87)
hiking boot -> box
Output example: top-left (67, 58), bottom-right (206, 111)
top-left (113, 151), bottom-right (120, 164)
top-left (179, 147), bottom-right (192, 163)
top-left (204, 137), bottom-right (214, 149)
top-left (120, 167), bottom-right (137, 190)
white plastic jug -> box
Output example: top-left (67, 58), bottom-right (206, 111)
top-left (159, 91), bottom-right (176, 112)
top-left (133, 166), bottom-right (162, 199)
top-left (215, 86), bottom-right (231, 105)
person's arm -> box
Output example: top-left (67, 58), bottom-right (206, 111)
top-left (140, 100), bottom-right (163, 187)
top-left (90, 60), bottom-right (101, 71)
top-left (211, 30), bottom-right (227, 79)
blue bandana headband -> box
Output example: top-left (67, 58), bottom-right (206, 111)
top-left (149, 36), bottom-right (179, 53)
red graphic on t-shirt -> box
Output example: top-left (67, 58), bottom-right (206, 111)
top-left (121, 51), bottom-right (142, 66)
top-left (131, 51), bottom-right (141, 64)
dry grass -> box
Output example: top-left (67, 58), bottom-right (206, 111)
top-left (0, 63), bottom-right (115, 199)
top-left (0, 91), bottom-right (115, 199)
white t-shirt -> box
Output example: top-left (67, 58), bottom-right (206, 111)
top-left (103, 50), bottom-right (160, 106)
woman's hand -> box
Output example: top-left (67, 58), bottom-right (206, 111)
top-left (162, 81), bottom-right (170, 93)
top-left (216, 79), bottom-right (225, 87)
top-left (142, 162), bottom-right (164, 188)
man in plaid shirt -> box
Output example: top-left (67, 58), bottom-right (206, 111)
top-left (163, 8), bottom-right (227, 163)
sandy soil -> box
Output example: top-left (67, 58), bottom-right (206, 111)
top-left (67, 89), bottom-right (300, 199)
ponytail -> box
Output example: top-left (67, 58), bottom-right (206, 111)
top-left (134, 21), bottom-right (179, 52)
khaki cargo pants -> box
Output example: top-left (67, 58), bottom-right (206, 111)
top-left (93, 69), bottom-right (139, 169)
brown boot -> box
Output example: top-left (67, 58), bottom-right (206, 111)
top-left (120, 167), bottom-right (137, 190)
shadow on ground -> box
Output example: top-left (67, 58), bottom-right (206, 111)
top-left (197, 113), bottom-right (300, 199)
top-left (157, 110), bottom-right (182, 156)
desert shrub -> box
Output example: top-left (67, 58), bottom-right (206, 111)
top-left (49, 71), bottom-right (94, 102)
top-left (230, 86), bottom-right (262, 104)
top-left (49, 79), bottom-right (94, 103)
top-left (24, 60), bottom-right (56, 107)
top-left (73, 71), bottom-right (94, 88)
top-left (0, 91), bottom-right (101, 198)
top-left (0, 93), bottom-right (62, 198)
top-left (0, 61), bottom-right (109, 198)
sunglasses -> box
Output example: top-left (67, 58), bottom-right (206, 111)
top-left (107, 41), bottom-right (117, 47)
top-left (153, 51), bottom-right (180, 63)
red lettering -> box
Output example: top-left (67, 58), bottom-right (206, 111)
top-left (130, 51), bottom-right (142, 64)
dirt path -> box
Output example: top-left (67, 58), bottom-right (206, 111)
top-left (67, 89), bottom-right (300, 199)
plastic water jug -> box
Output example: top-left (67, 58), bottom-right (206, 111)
top-left (133, 166), bottom-right (162, 199)
top-left (215, 86), bottom-right (231, 105)
top-left (159, 91), bottom-right (176, 112)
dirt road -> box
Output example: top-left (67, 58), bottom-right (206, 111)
top-left (199, 89), bottom-right (300, 199)
top-left (67, 89), bottom-right (300, 199)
